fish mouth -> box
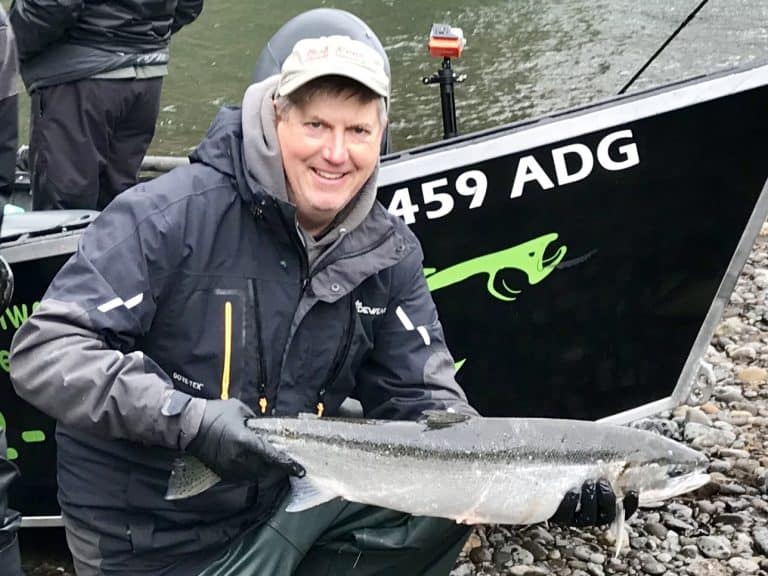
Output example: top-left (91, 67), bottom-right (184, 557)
top-left (639, 471), bottom-right (711, 507)
top-left (540, 244), bottom-right (567, 271)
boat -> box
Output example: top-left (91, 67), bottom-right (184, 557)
top-left (2, 60), bottom-right (768, 525)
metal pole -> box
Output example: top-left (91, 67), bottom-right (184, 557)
top-left (438, 58), bottom-right (458, 139)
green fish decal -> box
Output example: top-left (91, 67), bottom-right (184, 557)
top-left (423, 233), bottom-right (567, 374)
top-left (424, 233), bottom-right (567, 301)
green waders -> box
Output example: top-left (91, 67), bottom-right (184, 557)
top-left (199, 497), bottom-right (472, 576)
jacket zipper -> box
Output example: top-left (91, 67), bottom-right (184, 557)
top-left (220, 300), bottom-right (232, 400)
top-left (249, 280), bottom-right (269, 414)
top-left (316, 296), bottom-right (355, 417)
top-left (273, 204), bottom-right (397, 417)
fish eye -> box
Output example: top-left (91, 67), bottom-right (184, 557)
top-left (667, 466), bottom-right (685, 478)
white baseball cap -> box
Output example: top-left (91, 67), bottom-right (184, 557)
top-left (276, 35), bottom-right (390, 100)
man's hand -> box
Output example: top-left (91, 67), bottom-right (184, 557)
top-left (550, 479), bottom-right (639, 527)
top-left (187, 398), bottom-right (305, 481)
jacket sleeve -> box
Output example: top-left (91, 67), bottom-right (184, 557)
top-left (355, 244), bottom-right (479, 421)
top-left (8, 0), bottom-right (83, 61)
top-left (9, 185), bottom-right (205, 449)
top-left (171, 0), bottom-right (203, 34)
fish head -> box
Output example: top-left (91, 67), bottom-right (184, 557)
top-left (615, 435), bottom-right (710, 507)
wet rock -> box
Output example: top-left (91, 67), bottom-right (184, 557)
top-left (713, 385), bottom-right (745, 403)
top-left (684, 407), bottom-right (712, 426)
top-left (736, 365), bottom-right (768, 384)
top-left (752, 526), bottom-right (768, 554)
top-left (712, 512), bottom-right (749, 528)
top-left (727, 556), bottom-right (760, 573)
top-left (450, 563), bottom-right (474, 576)
top-left (462, 532), bottom-right (482, 554)
top-left (685, 558), bottom-right (728, 576)
top-left (469, 546), bottom-right (491, 564)
top-left (509, 545), bottom-right (535, 565)
top-left (696, 535), bottom-right (731, 559)
top-left (507, 566), bottom-right (550, 576)
top-left (520, 539), bottom-right (548, 561)
top-left (680, 544), bottom-right (699, 558)
top-left (586, 562), bottom-right (604, 576)
top-left (632, 418), bottom-right (680, 439)
top-left (491, 549), bottom-right (511, 567)
top-left (644, 521), bottom-right (668, 539)
top-left (640, 555), bottom-right (666, 574)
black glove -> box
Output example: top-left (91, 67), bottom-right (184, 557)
top-left (187, 398), bottom-right (305, 481)
top-left (550, 479), bottom-right (638, 527)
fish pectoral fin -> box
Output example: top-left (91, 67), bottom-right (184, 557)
top-left (612, 499), bottom-right (626, 559)
top-left (420, 410), bottom-right (472, 430)
top-left (284, 476), bottom-right (338, 513)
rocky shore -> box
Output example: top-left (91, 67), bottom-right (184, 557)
top-left (22, 228), bottom-right (768, 575)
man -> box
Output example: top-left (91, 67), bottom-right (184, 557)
top-left (10, 33), bottom-right (626, 575)
top-left (8, 0), bottom-right (204, 211)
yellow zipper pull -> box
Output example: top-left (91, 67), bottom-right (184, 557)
top-left (316, 401), bottom-right (325, 418)
top-left (259, 396), bottom-right (268, 414)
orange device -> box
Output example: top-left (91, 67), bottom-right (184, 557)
top-left (427, 23), bottom-right (465, 59)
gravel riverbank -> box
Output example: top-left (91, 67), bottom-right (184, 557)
top-left (22, 228), bottom-right (768, 575)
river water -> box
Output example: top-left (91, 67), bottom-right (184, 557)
top-left (5, 1), bottom-right (768, 154)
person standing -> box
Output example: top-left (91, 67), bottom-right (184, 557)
top-left (0, 3), bottom-right (17, 205)
top-left (8, 0), bottom-right (204, 210)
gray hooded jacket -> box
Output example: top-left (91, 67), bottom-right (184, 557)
top-left (9, 76), bottom-right (473, 566)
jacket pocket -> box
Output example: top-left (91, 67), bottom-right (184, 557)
top-left (158, 285), bottom-right (247, 400)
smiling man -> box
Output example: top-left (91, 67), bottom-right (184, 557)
top-left (10, 31), bottom-right (624, 575)
top-left (9, 33), bottom-right (475, 575)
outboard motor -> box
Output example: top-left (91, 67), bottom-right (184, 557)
top-left (252, 8), bottom-right (393, 155)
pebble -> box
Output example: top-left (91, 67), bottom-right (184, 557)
top-left (728, 556), bottom-right (760, 573)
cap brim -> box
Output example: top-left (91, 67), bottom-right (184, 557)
top-left (277, 63), bottom-right (389, 99)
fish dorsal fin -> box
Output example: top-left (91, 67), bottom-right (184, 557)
top-left (421, 410), bottom-right (472, 430)
top-left (284, 475), bottom-right (338, 513)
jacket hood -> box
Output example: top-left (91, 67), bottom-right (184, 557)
top-left (189, 105), bottom-right (244, 180)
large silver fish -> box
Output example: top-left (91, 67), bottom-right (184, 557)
top-left (166, 412), bottom-right (709, 528)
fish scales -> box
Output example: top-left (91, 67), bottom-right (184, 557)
top-left (165, 414), bottom-right (709, 528)
top-left (241, 415), bottom-right (707, 525)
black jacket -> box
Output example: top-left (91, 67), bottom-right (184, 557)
top-left (9, 0), bottom-right (203, 91)
top-left (10, 105), bottom-right (473, 566)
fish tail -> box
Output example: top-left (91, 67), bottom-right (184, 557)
top-left (165, 455), bottom-right (221, 500)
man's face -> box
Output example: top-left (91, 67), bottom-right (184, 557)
top-left (276, 90), bottom-right (384, 236)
